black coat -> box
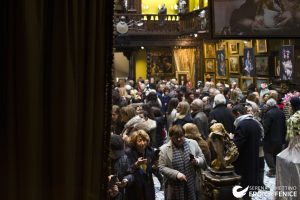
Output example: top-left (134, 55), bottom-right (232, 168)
top-left (233, 118), bottom-right (261, 188)
top-left (263, 106), bottom-right (286, 149)
top-left (209, 104), bottom-right (235, 134)
top-left (125, 146), bottom-right (155, 200)
top-left (173, 113), bottom-right (193, 127)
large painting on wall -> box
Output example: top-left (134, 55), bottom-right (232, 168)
top-left (279, 45), bottom-right (294, 81)
top-left (212, 0), bottom-right (300, 37)
top-left (150, 50), bottom-right (174, 76)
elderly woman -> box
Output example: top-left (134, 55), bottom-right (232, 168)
top-left (173, 101), bottom-right (193, 126)
top-left (125, 130), bottom-right (156, 200)
top-left (183, 123), bottom-right (211, 164)
top-left (159, 125), bottom-right (206, 200)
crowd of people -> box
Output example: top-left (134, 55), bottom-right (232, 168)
top-left (108, 77), bottom-right (300, 200)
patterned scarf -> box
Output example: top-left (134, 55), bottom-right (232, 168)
top-left (171, 139), bottom-right (196, 200)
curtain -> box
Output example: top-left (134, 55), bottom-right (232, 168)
top-left (0, 0), bottom-right (113, 200)
top-left (173, 48), bottom-right (196, 86)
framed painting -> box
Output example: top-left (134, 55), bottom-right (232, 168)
top-left (240, 76), bottom-right (254, 92)
top-left (255, 56), bottom-right (269, 76)
top-left (204, 43), bottom-right (216, 58)
top-left (204, 73), bottom-right (216, 83)
top-left (229, 42), bottom-right (239, 54)
top-left (229, 76), bottom-right (240, 87)
top-left (244, 40), bottom-right (253, 48)
top-left (176, 71), bottom-right (190, 86)
top-left (205, 59), bottom-right (216, 72)
top-left (243, 48), bottom-right (255, 76)
top-left (216, 50), bottom-right (227, 78)
top-left (256, 77), bottom-right (269, 90)
top-left (150, 50), bottom-right (174, 76)
top-left (274, 56), bottom-right (280, 77)
top-left (216, 78), bottom-right (228, 85)
top-left (256, 39), bottom-right (267, 53)
top-left (229, 56), bottom-right (239, 73)
top-left (216, 41), bottom-right (228, 55)
top-left (279, 45), bottom-right (294, 81)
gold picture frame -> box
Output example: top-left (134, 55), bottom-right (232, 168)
top-left (228, 56), bottom-right (240, 73)
top-left (204, 43), bottom-right (216, 58)
top-left (176, 71), bottom-right (190, 86)
top-left (243, 40), bottom-right (253, 48)
top-left (216, 41), bottom-right (228, 55)
top-left (216, 50), bottom-right (227, 79)
top-left (256, 39), bottom-right (267, 53)
top-left (240, 76), bottom-right (254, 92)
top-left (205, 59), bottom-right (216, 72)
top-left (229, 76), bottom-right (240, 87)
top-left (216, 78), bottom-right (228, 85)
top-left (256, 77), bottom-right (269, 90)
top-left (274, 56), bottom-right (280, 77)
top-left (228, 42), bottom-right (239, 54)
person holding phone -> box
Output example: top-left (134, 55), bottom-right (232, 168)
top-left (159, 125), bottom-right (206, 200)
top-left (125, 130), bottom-right (156, 200)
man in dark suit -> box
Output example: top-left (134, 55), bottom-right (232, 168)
top-left (232, 104), bottom-right (262, 196)
top-left (263, 98), bottom-right (286, 177)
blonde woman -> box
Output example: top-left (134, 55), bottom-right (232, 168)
top-left (174, 101), bottom-right (193, 126)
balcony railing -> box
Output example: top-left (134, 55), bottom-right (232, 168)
top-left (114, 7), bottom-right (209, 36)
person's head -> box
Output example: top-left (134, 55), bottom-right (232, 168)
top-left (167, 98), bottom-right (179, 113)
top-left (176, 101), bottom-right (190, 115)
top-left (269, 90), bottom-right (278, 101)
top-left (120, 105), bottom-right (136, 122)
top-left (266, 98), bottom-right (277, 107)
top-left (110, 134), bottom-right (124, 159)
top-left (129, 130), bottom-right (150, 153)
top-left (247, 92), bottom-right (258, 104)
top-left (262, 93), bottom-right (270, 103)
top-left (290, 97), bottom-right (300, 112)
top-left (190, 99), bottom-right (204, 112)
top-left (213, 94), bottom-right (226, 108)
top-left (202, 96), bottom-right (209, 105)
top-left (169, 125), bottom-right (185, 147)
top-left (183, 123), bottom-right (202, 139)
top-left (232, 104), bottom-right (247, 118)
top-left (112, 105), bottom-right (121, 122)
top-left (209, 88), bottom-right (217, 98)
top-left (216, 82), bottom-right (224, 93)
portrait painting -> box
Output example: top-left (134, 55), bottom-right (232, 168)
top-left (229, 42), bottom-right (238, 54)
top-left (176, 71), bottom-right (190, 86)
top-left (216, 50), bottom-right (227, 78)
top-left (240, 77), bottom-right (254, 92)
top-left (243, 48), bottom-right (255, 77)
top-left (279, 45), bottom-right (294, 81)
top-left (274, 56), bottom-right (280, 77)
top-left (229, 56), bottom-right (239, 73)
top-left (216, 41), bottom-right (228, 54)
top-left (150, 50), bottom-right (174, 76)
top-left (256, 78), bottom-right (269, 90)
top-left (255, 56), bottom-right (269, 76)
top-left (256, 40), bottom-right (267, 53)
top-left (205, 59), bottom-right (216, 72)
top-left (229, 77), bottom-right (240, 87)
top-left (204, 43), bottom-right (216, 58)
